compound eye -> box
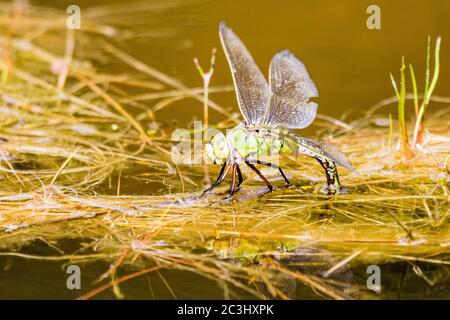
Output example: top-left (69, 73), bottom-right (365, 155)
top-left (212, 133), bottom-right (229, 160)
top-left (212, 133), bottom-right (226, 147)
top-left (204, 143), bottom-right (216, 164)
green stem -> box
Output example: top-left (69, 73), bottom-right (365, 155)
top-left (413, 37), bottom-right (441, 147)
top-left (409, 64), bottom-right (419, 117)
top-left (398, 57), bottom-right (410, 154)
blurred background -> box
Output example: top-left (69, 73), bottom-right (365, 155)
top-left (0, 0), bottom-right (448, 300)
top-left (32, 0), bottom-right (450, 124)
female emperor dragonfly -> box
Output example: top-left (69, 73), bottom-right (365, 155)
top-left (202, 22), bottom-right (354, 198)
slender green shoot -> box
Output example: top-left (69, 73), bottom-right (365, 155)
top-left (390, 37), bottom-right (442, 155)
top-left (193, 47), bottom-right (217, 135)
top-left (409, 64), bottom-right (419, 116)
top-left (388, 113), bottom-right (393, 146)
top-left (389, 73), bottom-right (399, 98)
top-left (413, 37), bottom-right (441, 147)
top-left (193, 48), bottom-right (217, 186)
top-left (424, 36), bottom-right (431, 94)
top-left (390, 57), bottom-right (412, 158)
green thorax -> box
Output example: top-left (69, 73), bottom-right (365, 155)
top-left (228, 125), bottom-right (296, 160)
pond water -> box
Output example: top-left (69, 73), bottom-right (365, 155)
top-left (36, 0), bottom-right (450, 122)
top-left (0, 0), bottom-right (448, 300)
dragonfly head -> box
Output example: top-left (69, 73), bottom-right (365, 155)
top-left (204, 132), bottom-right (230, 165)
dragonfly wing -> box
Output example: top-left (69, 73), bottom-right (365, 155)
top-left (219, 22), bottom-right (269, 125)
top-left (263, 50), bottom-right (318, 129)
top-left (296, 136), bottom-right (354, 170)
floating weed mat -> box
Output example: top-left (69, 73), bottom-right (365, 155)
top-left (0, 2), bottom-right (449, 300)
top-left (0, 0), bottom-right (228, 193)
top-left (0, 113), bottom-right (448, 299)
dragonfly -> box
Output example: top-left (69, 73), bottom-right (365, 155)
top-left (202, 22), bottom-right (353, 198)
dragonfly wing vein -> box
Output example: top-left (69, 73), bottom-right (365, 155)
top-left (219, 22), bottom-right (269, 125)
top-left (263, 50), bottom-right (318, 129)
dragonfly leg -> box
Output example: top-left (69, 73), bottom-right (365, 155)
top-left (245, 161), bottom-right (274, 192)
top-left (201, 163), bottom-right (231, 196)
top-left (316, 157), bottom-right (340, 195)
top-left (226, 164), bottom-right (238, 197)
top-left (255, 160), bottom-right (290, 186)
top-left (236, 164), bottom-right (243, 188)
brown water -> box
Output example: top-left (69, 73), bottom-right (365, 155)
top-left (38, 0), bottom-right (450, 121)
top-left (0, 0), bottom-right (449, 300)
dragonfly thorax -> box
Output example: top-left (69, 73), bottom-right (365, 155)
top-left (204, 124), bottom-right (292, 165)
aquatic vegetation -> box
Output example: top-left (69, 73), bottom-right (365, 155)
top-left (390, 37), bottom-right (442, 158)
top-left (193, 47), bottom-right (217, 134)
top-left (0, 1), bottom-right (448, 300)
top-left (413, 37), bottom-right (441, 148)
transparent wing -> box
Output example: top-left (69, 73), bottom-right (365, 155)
top-left (219, 22), bottom-right (269, 125)
top-left (263, 50), bottom-right (319, 129)
top-left (297, 136), bottom-right (354, 170)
